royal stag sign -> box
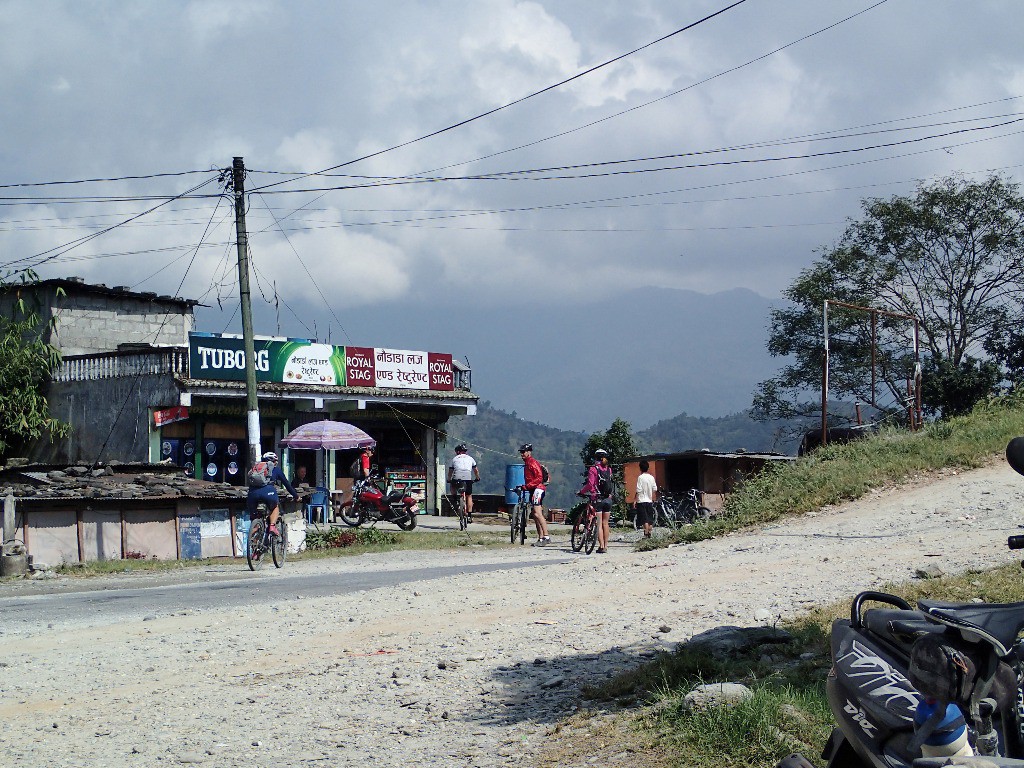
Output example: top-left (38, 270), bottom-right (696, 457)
top-left (187, 334), bottom-right (455, 391)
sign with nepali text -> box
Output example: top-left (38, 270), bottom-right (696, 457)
top-left (188, 334), bottom-right (455, 392)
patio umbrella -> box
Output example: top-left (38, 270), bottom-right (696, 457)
top-left (279, 420), bottom-right (376, 450)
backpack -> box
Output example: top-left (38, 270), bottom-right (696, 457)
top-left (540, 464), bottom-right (550, 484)
top-left (596, 466), bottom-right (614, 498)
top-left (247, 461), bottom-right (271, 489)
top-left (349, 457), bottom-right (363, 480)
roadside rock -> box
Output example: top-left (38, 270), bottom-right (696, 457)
top-left (684, 682), bottom-right (754, 711)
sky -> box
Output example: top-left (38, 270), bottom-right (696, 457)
top-left (2, 0), bottom-right (1024, 430)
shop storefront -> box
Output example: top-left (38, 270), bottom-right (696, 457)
top-left (48, 332), bottom-right (477, 515)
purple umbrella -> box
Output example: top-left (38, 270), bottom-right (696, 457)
top-left (279, 420), bottom-right (376, 451)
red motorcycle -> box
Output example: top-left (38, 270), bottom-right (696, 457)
top-left (337, 472), bottom-right (418, 530)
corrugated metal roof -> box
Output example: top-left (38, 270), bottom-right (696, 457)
top-left (177, 376), bottom-right (479, 401)
top-left (626, 450), bottom-right (795, 462)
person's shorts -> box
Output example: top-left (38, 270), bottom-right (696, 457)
top-left (634, 501), bottom-right (655, 526)
top-left (596, 497), bottom-right (613, 513)
top-left (451, 479), bottom-right (474, 494)
top-left (529, 488), bottom-right (545, 506)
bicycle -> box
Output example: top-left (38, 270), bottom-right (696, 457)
top-left (451, 480), bottom-right (471, 531)
top-left (571, 495), bottom-right (599, 554)
top-left (509, 485), bottom-right (529, 545)
top-left (246, 502), bottom-right (286, 571)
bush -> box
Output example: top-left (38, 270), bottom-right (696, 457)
top-left (304, 526), bottom-right (399, 551)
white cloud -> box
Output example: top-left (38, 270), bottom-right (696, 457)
top-left (185, 0), bottom-right (274, 43)
top-left (274, 131), bottom-right (338, 174)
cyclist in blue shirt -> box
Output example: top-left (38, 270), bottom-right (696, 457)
top-left (246, 451), bottom-right (299, 537)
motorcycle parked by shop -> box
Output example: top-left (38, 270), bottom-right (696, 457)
top-left (336, 470), bottom-right (418, 531)
top-left (779, 440), bottom-right (1024, 768)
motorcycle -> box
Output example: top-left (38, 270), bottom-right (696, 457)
top-left (336, 470), bottom-right (418, 531)
top-left (779, 441), bottom-right (1024, 768)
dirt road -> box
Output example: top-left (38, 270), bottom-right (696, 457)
top-left (1, 461), bottom-right (1022, 767)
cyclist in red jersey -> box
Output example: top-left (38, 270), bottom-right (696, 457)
top-left (519, 444), bottom-right (550, 546)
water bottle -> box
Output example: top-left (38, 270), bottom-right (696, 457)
top-left (914, 699), bottom-right (974, 757)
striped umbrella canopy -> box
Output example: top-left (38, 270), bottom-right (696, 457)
top-left (279, 420), bottom-right (376, 451)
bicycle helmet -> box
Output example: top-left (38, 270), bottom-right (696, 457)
top-left (519, 443), bottom-right (533, 453)
top-left (455, 443), bottom-right (468, 453)
top-left (593, 448), bottom-right (608, 457)
top-left (261, 451), bottom-right (278, 463)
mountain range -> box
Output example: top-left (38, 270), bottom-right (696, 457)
top-left (229, 285), bottom-right (785, 434)
top-left (444, 401), bottom-right (801, 510)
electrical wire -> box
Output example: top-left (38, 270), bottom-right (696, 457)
top-left (0, 168), bottom-right (218, 189)
top-left (249, 0), bottom-right (751, 193)
top-left (0, 175), bottom-right (222, 272)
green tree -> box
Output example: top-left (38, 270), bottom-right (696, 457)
top-left (581, 418), bottom-right (638, 518)
top-left (920, 354), bottom-right (1001, 418)
top-left (580, 417), bottom-right (639, 466)
top-left (0, 273), bottom-right (68, 460)
top-left (754, 174), bottom-right (1024, 424)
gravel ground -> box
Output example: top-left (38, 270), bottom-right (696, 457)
top-left (2, 461), bottom-right (1023, 767)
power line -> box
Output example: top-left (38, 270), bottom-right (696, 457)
top-left (0, 168), bottom-right (216, 190)
top-left (245, 120), bottom-right (1024, 194)
top-left (249, 0), bottom-right (751, 193)
top-left (0, 174), bottom-right (223, 272)
top-left (402, 0), bottom-right (895, 177)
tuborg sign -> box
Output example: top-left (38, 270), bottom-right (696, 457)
top-left (187, 333), bottom-right (454, 391)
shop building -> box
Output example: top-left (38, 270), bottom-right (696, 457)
top-left (623, 449), bottom-right (794, 512)
top-left (13, 279), bottom-right (477, 515)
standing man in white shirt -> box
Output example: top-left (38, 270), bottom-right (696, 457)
top-left (634, 459), bottom-right (658, 539)
top-left (447, 443), bottom-right (481, 523)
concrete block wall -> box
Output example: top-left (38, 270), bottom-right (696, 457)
top-left (51, 294), bottom-right (193, 355)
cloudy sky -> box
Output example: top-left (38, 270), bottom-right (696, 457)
top-left (2, 0), bottom-right (1023, 429)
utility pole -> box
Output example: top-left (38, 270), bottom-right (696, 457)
top-left (231, 157), bottom-right (262, 467)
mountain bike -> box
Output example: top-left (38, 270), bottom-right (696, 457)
top-left (246, 502), bottom-right (286, 571)
top-left (452, 480), bottom-right (470, 531)
top-left (571, 495), bottom-right (598, 554)
top-left (509, 485), bottom-right (529, 545)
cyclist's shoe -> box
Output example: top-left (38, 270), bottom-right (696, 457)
top-left (268, 524), bottom-right (281, 537)
top-left (596, 547), bottom-right (607, 554)
top-left (466, 516), bottom-right (473, 524)
top-left (531, 538), bottom-right (548, 547)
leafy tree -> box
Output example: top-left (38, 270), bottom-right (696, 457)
top-left (754, 174), bottom-right (1024, 424)
top-left (0, 273), bottom-right (68, 460)
top-left (920, 354), bottom-right (1001, 418)
top-left (580, 417), bottom-right (638, 466)
top-left (580, 418), bottom-right (639, 519)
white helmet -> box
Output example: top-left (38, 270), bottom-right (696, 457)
top-left (262, 451), bottom-right (278, 463)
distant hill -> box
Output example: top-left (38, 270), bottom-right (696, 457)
top-left (637, 411), bottom-right (801, 455)
top-left (269, 286), bottom-right (783, 432)
top-left (443, 402), bottom-right (802, 510)
top-left (442, 402), bottom-right (588, 510)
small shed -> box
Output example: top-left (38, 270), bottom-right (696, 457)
top-left (623, 450), bottom-right (794, 512)
top-left (0, 462), bottom-right (255, 564)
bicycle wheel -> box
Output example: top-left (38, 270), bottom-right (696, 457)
top-left (246, 518), bottom-right (266, 571)
top-left (509, 505), bottom-right (518, 544)
top-left (457, 495), bottom-right (467, 531)
top-left (338, 500), bottom-right (363, 527)
top-left (570, 517), bottom-right (586, 552)
top-left (583, 516), bottom-right (598, 554)
top-left (271, 524), bottom-right (286, 568)
top-left (518, 502), bottom-right (528, 545)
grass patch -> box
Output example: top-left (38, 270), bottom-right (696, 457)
top-left (584, 561), bottom-right (1024, 768)
top-left (639, 395), bottom-right (1024, 552)
top-left (41, 527), bottom-right (509, 578)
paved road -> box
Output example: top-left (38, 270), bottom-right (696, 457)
top-left (0, 554), bottom-right (572, 630)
